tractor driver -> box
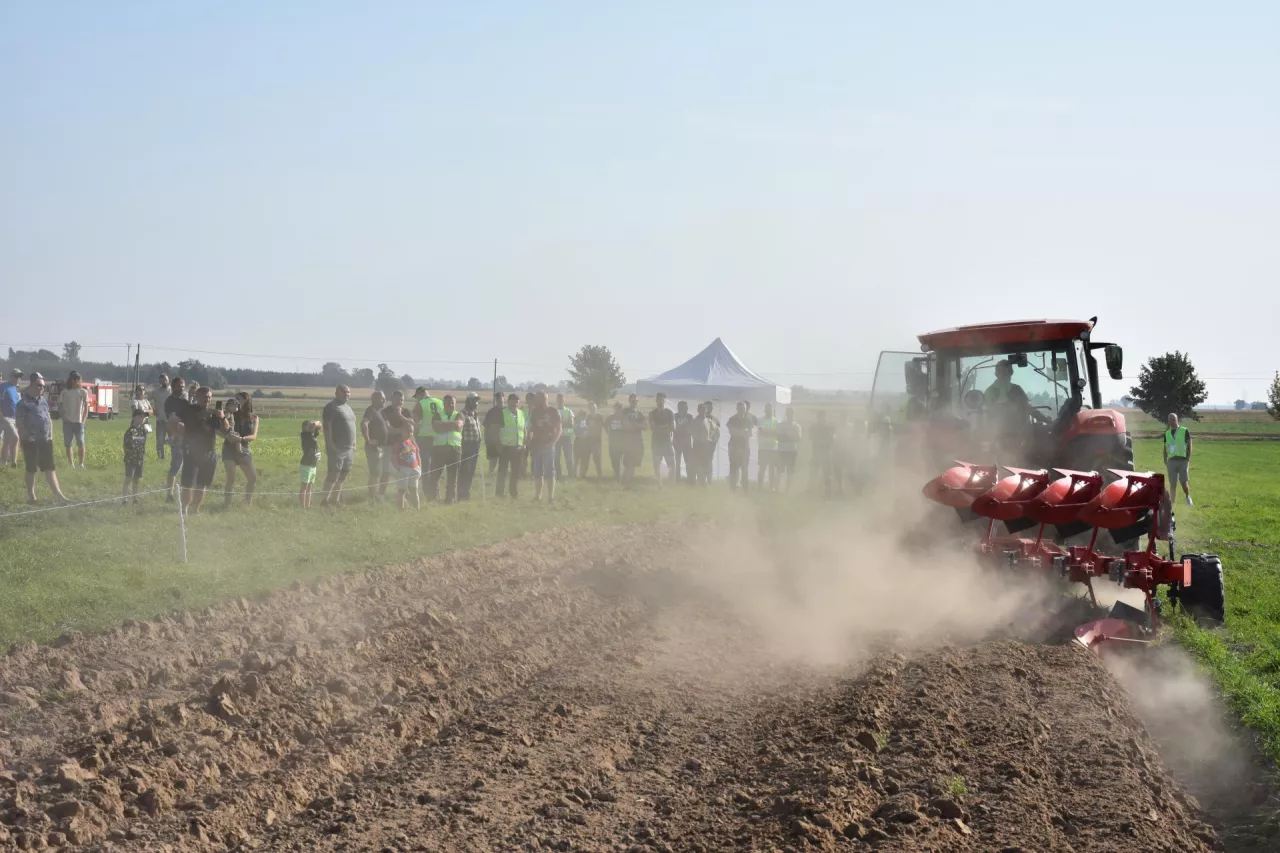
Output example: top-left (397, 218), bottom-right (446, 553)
top-left (984, 359), bottom-right (1049, 438)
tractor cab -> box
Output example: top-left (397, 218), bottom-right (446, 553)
top-left (871, 318), bottom-right (1131, 474)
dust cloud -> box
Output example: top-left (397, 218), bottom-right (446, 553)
top-left (1105, 646), bottom-right (1253, 801)
top-left (661, 475), bottom-right (1061, 673)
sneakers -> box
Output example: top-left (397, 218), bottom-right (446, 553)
top-left (1186, 496), bottom-right (1193, 506)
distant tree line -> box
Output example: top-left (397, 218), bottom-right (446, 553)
top-left (2, 347), bottom-right (549, 395)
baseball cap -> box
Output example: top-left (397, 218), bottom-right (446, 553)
top-left (465, 391), bottom-right (481, 402)
top-left (30, 371), bottom-right (45, 382)
top-left (9, 368), bottom-right (21, 378)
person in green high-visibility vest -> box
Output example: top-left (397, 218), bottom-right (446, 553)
top-left (495, 393), bottom-right (526, 499)
top-left (412, 387), bottom-right (445, 500)
top-left (430, 394), bottom-right (465, 504)
top-left (1162, 412), bottom-right (1193, 506)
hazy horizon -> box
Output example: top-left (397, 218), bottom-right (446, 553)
top-left (3, 2), bottom-right (1277, 403)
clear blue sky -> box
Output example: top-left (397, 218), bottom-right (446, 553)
top-left (3, 1), bottom-right (1277, 401)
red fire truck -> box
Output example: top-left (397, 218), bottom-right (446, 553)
top-left (48, 379), bottom-right (120, 420)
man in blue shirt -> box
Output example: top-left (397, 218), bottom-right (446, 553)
top-left (14, 373), bottom-right (68, 504)
top-left (1, 368), bottom-right (22, 468)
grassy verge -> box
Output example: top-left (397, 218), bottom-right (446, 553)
top-left (0, 417), bottom-right (743, 644)
top-left (1132, 439), bottom-right (1280, 762)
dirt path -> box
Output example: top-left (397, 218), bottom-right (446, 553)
top-left (0, 522), bottom-right (1224, 851)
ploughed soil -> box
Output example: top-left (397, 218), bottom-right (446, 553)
top-left (0, 522), bottom-right (1233, 852)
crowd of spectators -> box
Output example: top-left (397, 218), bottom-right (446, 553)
top-left (2, 368), bottom-right (869, 510)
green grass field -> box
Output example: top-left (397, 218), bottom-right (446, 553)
top-left (0, 416), bottom-right (743, 644)
top-left (1131, 439), bottom-right (1280, 760)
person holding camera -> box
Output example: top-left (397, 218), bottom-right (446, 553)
top-left (222, 393), bottom-right (258, 507)
top-left (167, 385), bottom-right (231, 515)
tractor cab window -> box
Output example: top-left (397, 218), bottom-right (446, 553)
top-left (945, 347), bottom-right (1078, 425)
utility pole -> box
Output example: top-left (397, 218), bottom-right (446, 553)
top-left (492, 358), bottom-right (498, 399)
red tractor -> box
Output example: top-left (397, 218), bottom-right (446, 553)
top-left (869, 317), bottom-right (1225, 650)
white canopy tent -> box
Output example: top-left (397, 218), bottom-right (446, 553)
top-left (635, 338), bottom-right (791, 481)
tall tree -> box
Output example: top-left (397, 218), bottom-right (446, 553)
top-left (1268, 372), bottom-right (1280, 421)
top-left (1235, 399), bottom-right (1248, 411)
top-left (62, 341), bottom-right (81, 363)
top-left (1128, 351), bottom-right (1208, 420)
top-left (566, 345), bottom-right (626, 404)
top-left (375, 363), bottom-right (400, 397)
top-left (321, 362), bottom-right (350, 385)
top-left (351, 367), bottom-right (375, 388)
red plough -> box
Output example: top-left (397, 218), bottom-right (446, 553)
top-left (924, 464), bottom-right (1224, 652)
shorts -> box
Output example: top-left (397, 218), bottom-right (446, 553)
top-left (778, 450), bottom-right (798, 470)
top-left (168, 443), bottom-right (185, 478)
top-left (530, 444), bottom-right (556, 480)
top-left (125, 460), bottom-right (144, 480)
top-left (327, 448), bottom-right (355, 476)
top-left (21, 439), bottom-right (56, 473)
top-left (62, 420), bottom-right (86, 448)
top-left (1166, 458), bottom-right (1189, 489)
top-left (622, 442), bottom-right (643, 469)
top-left (1, 417), bottom-right (17, 442)
top-left (300, 464), bottom-right (317, 485)
top-left (397, 467), bottom-right (422, 493)
top-left (652, 441), bottom-right (675, 472)
top-left (180, 449), bottom-right (218, 489)
top-left (365, 446), bottom-right (384, 474)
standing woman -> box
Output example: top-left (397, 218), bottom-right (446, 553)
top-left (222, 393), bottom-right (258, 506)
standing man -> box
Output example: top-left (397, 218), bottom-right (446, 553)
top-left (60, 371), bottom-right (90, 469)
top-left (522, 392), bottom-right (537, 477)
top-left (648, 393), bottom-right (676, 489)
top-left (527, 391), bottom-right (563, 502)
top-left (576, 401), bottom-right (605, 479)
top-left (320, 385), bottom-right (357, 507)
top-left (413, 387), bottom-right (445, 500)
top-left (554, 392), bottom-right (575, 480)
top-left (361, 390), bottom-right (388, 500)
top-left (726, 401), bottom-right (753, 492)
top-left (777, 407), bottom-right (802, 491)
top-left (152, 374), bottom-right (172, 459)
top-left (458, 392), bottom-right (484, 501)
top-left (705, 401), bottom-right (721, 482)
top-left (495, 393), bottom-right (526, 499)
top-left (1, 368), bottom-right (21, 468)
top-left (810, 410), bottom-right (836, 496)
top-left (757, 403), bottom-right (779, 490)
top-left (606, 402), bottom-right (626, 482)
top-left (690, 403), bottom-right (713, 485)
top-left (430, 394), bottom-right (465, 503)
top-left (15, 373), bottom-right (68, 504)
top-left (484, 392), bottom-right (505, 474)
top-left (168, 385), bottom-right (229, 515)
top-left (163, 377), bottom-right (187, 501)
top-left (671, 400), bottom-right (694, 483)
top-left (620, 394), bottom-right (647, 487)
top-left (1163, 413), bottom-right (1193, 506)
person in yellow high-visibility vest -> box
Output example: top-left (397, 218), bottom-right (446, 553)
top-left (1162, 412), bottom-right (1193, 506)
top-left (495, 393), bottom-right (526, 499)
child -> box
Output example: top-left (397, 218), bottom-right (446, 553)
top-left (300, 420), bottom-right (322, 508)
top-left (385, 406), bottom-right (421, 509)
top-left (122, 412), bottom-right (149, 504)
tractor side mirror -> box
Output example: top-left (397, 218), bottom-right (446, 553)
top-left (1104, 345), bottom-right (1123, 380)
top-left (1010, 352), bottom-right (1029, 368)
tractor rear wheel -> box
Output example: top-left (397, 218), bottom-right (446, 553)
top-left (1179, 554), bottom-right (1225, 624)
